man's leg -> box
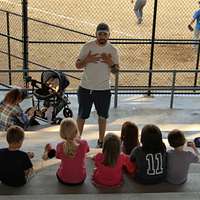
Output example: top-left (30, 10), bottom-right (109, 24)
top-left (77, 117), bottom-right (85, 135)
top-left (77, 86), bottom-right (93, 135)
top-left (193, 29), bottom-right (200, 49)
top-left (98, 116), bottom-right (107, 143)
top-left (93, 90), bottom-right (111, 147)
top-left (139, 0), bottom-right (146, 21)
top-left (134, 0), bottom-right (140, 20)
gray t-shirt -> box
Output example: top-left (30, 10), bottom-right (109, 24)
top-left (167, 150), bottom-right (199, 184)
top-left (77, 40), bottom-right (119, 90)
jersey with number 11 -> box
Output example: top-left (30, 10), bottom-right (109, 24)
top-left (130, 146), bottom-right (167, 184)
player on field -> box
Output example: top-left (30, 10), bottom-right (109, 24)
top-left (131, 0), bottom-right (147, 24)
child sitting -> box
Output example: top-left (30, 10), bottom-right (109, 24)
top-left (121, 121), bottom-right (139, 155)
top-left (0, 125), bottom-right (33, 187)
top-left (92, 133), bottom-right (136, 187)
top-left (130, 124), bottom-right (167, 184)
top-left (46, 76), bottom-right (59, 93)
top-left (167, 129), bottom-right (199, 184)
top-left (42, 118), bottom-right (89, 185)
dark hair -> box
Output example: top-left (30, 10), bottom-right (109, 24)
top-left (121, 121), bottom-right (139, 155)
top-left (103, 133), bottom-right (121, 167)
top-left (4, 88), bottom-right (22, 106)
top-left (168, 129), bottom-right (186, 148)
top-left (141, 124), bottom-right (166, 153)
top-left (6, 125), bottom-right (24, 144)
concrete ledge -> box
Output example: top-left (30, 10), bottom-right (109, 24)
top-left (0, 193), bottom-right (200, 200)
top-left (0, 159), bottom-right (200, 195)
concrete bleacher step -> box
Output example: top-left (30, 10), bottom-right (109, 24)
top-left (0, 192), bottom-right (200, 200)
top-left (0, 159), bottom-right (200, 196)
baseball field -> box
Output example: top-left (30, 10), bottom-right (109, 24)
top-left (0, 0), bottom-right (199, 88)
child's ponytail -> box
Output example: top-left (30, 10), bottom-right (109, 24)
top-left (60, 118), bottom-right (79, 157)
top-left (63, 139), bottom-right (77, 157)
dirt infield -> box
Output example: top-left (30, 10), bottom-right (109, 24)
top-left (0, 0), bottom-right (199, 88)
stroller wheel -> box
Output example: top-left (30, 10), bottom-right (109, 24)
top-left (63, 108), bottom-right (73, 118)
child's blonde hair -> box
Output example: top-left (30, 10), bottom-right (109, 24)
top-left (59, 118), bottom-right (79, 157)
top-left (103, 133), bottom-right (121, 167)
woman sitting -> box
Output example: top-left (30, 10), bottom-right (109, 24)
top-left (0, 88), bottom-right (38, 130)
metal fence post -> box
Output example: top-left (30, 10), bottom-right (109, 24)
top-left (194, 40), bottom-right (200, 88)
top-left (170, 70), bottom-right (176, 109)
top-left (6, 12), bottom-right (11, 85)
top-left (114, 72), bottom-right (119, 108)
top-left (148, 0), bottom-right (158, 96)
top-left (22, 0), bottom-right (29, 87)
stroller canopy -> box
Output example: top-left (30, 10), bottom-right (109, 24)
top-left (41, 70), bottom-right (70, 93)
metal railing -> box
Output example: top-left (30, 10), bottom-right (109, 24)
top-left (0, 69), bottom-right (200, 109)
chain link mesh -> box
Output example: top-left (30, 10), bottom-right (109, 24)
top-left (0, 0), bottom-right (199, 90)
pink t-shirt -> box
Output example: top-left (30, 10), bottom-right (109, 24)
top-left (93, 152), bottom-right (136, 187)
top-left (56, 139), bottom-right (89, 183)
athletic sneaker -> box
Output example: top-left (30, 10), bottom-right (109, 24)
top-left (137, 18), bottom-right (143, 25)
top-left (96, 139), bottom-right (103, 148)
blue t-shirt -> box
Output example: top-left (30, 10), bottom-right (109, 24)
top-left (193, 10), bottom-right (200, 30)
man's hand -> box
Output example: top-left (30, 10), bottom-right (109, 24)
top-left (100, 53), bottom-right (113, 66)
top-left (110, 64), bottom-right (119, 74)
top-left (84, 50), bottom-right (101, 64)
top-left (188, 24), bottom-right (194, 32)
top-left (76, 51), bottom-right (101, 69)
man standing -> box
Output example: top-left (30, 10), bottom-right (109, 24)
top-left (131, 0), bottom-right (147, 24)
top-left (75, 23), bottom-right (119, 148)
top-left (188, 1), bottom-right (200, 49)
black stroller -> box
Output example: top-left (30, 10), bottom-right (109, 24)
top-left (28, 70), bottom-right (73, 124)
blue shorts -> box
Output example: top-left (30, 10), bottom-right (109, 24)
top-left (77, 86), bottom-right (111, 119)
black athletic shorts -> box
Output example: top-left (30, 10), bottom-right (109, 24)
top-left (77, 86), bottom-right (111, 119)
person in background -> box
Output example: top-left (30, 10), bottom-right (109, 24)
top-left (131, 0), bottom-right (147, 24)
top-left (167, 129), bottom-right (199, 184)
top-left (0, 125), bottom-right (33, 187)
top-left (0, 88), bottom-right (38, 130)
top-left (188, 1), bottom-right (200, 49)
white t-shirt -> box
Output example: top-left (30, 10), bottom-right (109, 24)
top-left (77, 40), bottom-right (119, 90)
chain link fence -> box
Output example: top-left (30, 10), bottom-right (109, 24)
top-left (0, 0), bottom-right (23, 86)
top-left (0, 0), bottom-right (200, 90)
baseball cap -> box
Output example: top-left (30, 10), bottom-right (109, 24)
top-left (96, 23), bottom-right (110, 33)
